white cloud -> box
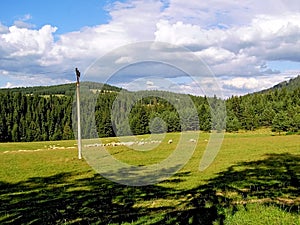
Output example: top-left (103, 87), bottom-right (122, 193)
top-left (146, 80), bottom-right (154, 86)
top-left (220, 73), bottom-right (300, 97)
top-left (1, 70), bottom-right (9, 75)
top-left (161, 0), bottom-right (300, 27)
top-left (4, 82), bottom-right (13, 88)
top-left (223, 77), bottom-right (260, 90)
top-left (155, 13), bottom-right (300, 79)
top-left (0, 0), bottom-right (300, 96)
top-left (155, 20), bottom-right (224, 49)
top-left (13, 14), bottom-right (35, 29)
top-left (156, 13), bottom-right (300, 56)
top-left (0, 71), bottom-right (73, 88)
top-left (41, 0), bottom-right (163, 67)
top-left (107, 0), bottom-right (163, 40)
top-left (39, 25), bottom-right (128, 66)
top-left (237, 14), bottom-right (300, 59)
top-left (1, 25), bottom-right (57, 57)
top-left (195, 47), bottom-right (236, 64)
top-left (0, 22), bottom-right (9, 34)
top-left (115, 56), bottom-right (134, 64)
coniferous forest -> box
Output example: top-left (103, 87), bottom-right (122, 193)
top-left (0, 76), bottom-right (299, 142)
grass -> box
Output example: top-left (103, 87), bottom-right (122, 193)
top-left (0, 140), bottom-right (77, 152)
top-left (0, 130), bottom-right (299, 224)
top-left (224, 204), bottom-right (300, 225)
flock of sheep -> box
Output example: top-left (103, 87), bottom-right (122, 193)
top-left (84, 138), bottom-right (198, 148)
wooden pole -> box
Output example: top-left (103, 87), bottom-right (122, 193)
top-left (75, 68), bottom-right (82, 159)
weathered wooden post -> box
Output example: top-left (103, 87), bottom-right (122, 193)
top-left (75, 68), bottom-right (82, 159)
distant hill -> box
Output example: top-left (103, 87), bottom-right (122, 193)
top-left (0, 75), bottom-right (299, 143)
top-left (258, 75), bottom-right (300, 94)
top-left (0, 81), bottom-right (123, 96)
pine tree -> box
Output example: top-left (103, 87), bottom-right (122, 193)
top-left (272, 111), bottom-right (290, 135)
top-left (149, 115), bottom-right (167, 134)
top-left (226, 113), bottom-right (240, 132)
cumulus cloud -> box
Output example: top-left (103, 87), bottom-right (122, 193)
top-left (0, 24), bottom-right (62, 85)
top-left (161, 0), bottom-right (300, 28)
top-left (220, 73), bottom-right (300, 97)
top-left (1, 25), bottom-right (57, 57)
top-left (223, 77), bottom-right (260, 90)
top-left (155, 13), bottom-right (300, 79)
top-left (41, 0), bottom-right (164, 67)
top-left (38, 24), bottom-right (131, 67)
top-left (107, 0), bottom-right (163, 40)
top-left (156, 13), bottom-right (300, 55)
top-left (0, 0), bottom-right (300, 96)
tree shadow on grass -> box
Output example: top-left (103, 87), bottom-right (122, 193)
top-left (157, 153), bottom-right (300, 224)
top-left (0, 153), bottom-right (299, 224)
top-left (0, 164), bottom-right (189, 225)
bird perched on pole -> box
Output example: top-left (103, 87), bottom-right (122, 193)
top-left (75, 68), bottom-right (80, 84)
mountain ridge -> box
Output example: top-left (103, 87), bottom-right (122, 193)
top-left (257, 75), bottom-right (300, 94)
top-left (0, 81), bottom-right (123, 96)
top-left (1, 75), bottom-right (299, 97)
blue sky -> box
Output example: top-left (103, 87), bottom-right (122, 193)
top-left (0, 0), bottom-right (300, 97)
top-left (0, 0), bottom-right (110, 33)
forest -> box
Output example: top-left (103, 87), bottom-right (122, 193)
top-left (0, 77), bottom-right (299, 142)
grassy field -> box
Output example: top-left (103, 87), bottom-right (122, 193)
top-left (0, 130), bottom-right (299, 224)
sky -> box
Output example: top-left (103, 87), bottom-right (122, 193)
top-left (0, 0), bottom-right (300, 97)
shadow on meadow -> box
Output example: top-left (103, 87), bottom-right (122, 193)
top-left (0, 153), bottom-right (299, 224)
top-left (157, 153), bottom-right (300, 224)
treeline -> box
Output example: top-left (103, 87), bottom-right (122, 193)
top-left (92, 91), bottom-right (225, 138)
top-left (0, 82), bottom-right (122, 96)
top-left (226, 88), bottom-right (300, 133)
top-left (0, 84), bottom-right (299, 142)
top-left (0, 92), bottom-right (73, 142)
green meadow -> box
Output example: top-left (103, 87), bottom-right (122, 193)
top-left (0, 130), bottom-right (299, 224)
